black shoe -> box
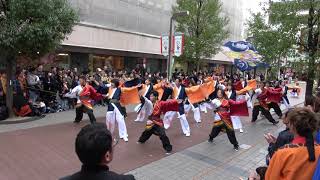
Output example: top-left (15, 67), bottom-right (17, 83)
top-left (234, 145), bottom-right (239, 151)
top-left (208, 136), bottom-right (213, 143)
top-left (251, 120), bottom-right (256, 123)
top-left (73, 120), bottom-right (80, 124)
top-left (272, 121), bottom-right (279, 125)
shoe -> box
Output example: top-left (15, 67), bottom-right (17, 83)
top-left (272, 121), bottom-right (279, 125)
top-left (234, 145), bottom-right (239, 151)
top-left (239, 129), bottom-right (244, 133)
top-left (123, 137), bottom-right (128, 142)
top-left (185, 132), bottom-right (191, 137)
top-left (73, 120), bottom-right (80, 124)
top-left (136, 141), bottom-right (142, 144)
top-left (134, 119), bottom-right (140, 122)
top-left (197, 120), bottom-right (202, 123)
top-left (208, 136), bottom-right (213, 143)
top-left (165, 151), bottom-right (172, 155)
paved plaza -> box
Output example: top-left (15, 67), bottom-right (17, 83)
top-left (0, 85), bottom-right (305, 180)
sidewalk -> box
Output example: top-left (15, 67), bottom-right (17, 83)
top-left (127, 91), bottom-right (305, 179)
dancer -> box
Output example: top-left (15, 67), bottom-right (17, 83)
top-left (208, 89), bottom-right (240, 151)
top-left (134, 78), bottom-right (153, 122)
top-left (106, 79), bottom-right (128, 142)
top-left (168, 78), bottom-right (191, 136)
top-left (265, 82), bottom-right (283, 119)
top-left (137, 91), bottom-right (181, 154)
top-left (184, 100), bottom-right (202, 123)
top-left (251, 82), bottom-right (279, 124)
top-left (280, 80), bottom-right (290, 109)
top-left (226, 83), bottom-right (244, 133)
top-left (73, 75), bottom-right (101, 124)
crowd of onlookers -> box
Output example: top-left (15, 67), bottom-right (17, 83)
top-left (0, 64), bottom-right (163, 119)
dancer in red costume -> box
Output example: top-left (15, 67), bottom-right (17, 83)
top-left (74, 75), bottom-right (102, 124)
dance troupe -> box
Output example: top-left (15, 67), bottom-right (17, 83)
top-left (68, 74), bottom-right (299, 154)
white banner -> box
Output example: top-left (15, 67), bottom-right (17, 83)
top-left (174, 34), bottom-right (184, 57)
top-left (161, 35), bottom-right (169, 56)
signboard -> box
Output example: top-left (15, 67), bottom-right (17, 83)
top-left (174, 33), bottom-right (184, 57)
top-left (161, 35), bottom-right (169, 56)
top-left (161, 33), bottom-right (185, 57)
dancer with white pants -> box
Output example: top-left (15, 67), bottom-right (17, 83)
top-left (163, 78), bottom-right (190, 137)
top-left (184, 100), bottom-right (201, 123)
top-left (135, 79), bottom-right (153, 122)
top-left (226, 83), bottom-right (244, 133)
top-left (106, 79), bottom-right (128, 142)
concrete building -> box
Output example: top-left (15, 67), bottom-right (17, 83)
top-left (58, 0), bottom-right (176, 73)
top-left (48, 0), bottom-right (244, 73)
top-left (174, 0), bottom-right (245, 73)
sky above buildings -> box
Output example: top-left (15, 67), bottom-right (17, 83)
top-left (243, 0), bottom-right (268, 21)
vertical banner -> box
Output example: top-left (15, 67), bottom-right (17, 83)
top-left (161, 35), bottom-right (169, 56)
top-left (174, 33), bottom-right (184, 57)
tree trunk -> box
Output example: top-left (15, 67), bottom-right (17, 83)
top-left (196, 60), bottom-right (200, 72)
top-left (277, 57), bottom-right (281, 80)
top-left (305, 56), bottom-right (315, 97)
top-left (305, 3), bottom-right (317, 97)
top-left (5, 57), bottom-right (15, 117)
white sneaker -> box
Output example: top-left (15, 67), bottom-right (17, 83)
top-left (185, 132), bottom-right (191, 137)
top-left (123, 137), bottom-right (128, 142)
top-left (240, 129), bottom-right (244, 133)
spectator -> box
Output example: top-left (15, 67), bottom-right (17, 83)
top-left (0, 71), bottom-right (7, 96)
top-left (265, 109), bottom-right (294, 165)
top-left (265, 108), bottom-right (320, 180)
top-left (27, 67), bottom-right (41, 103)
top-left (60, 123), bottom-right (135, 180)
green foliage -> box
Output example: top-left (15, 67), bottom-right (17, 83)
top-left (173, 0), bottom-right (229, 68)
top-left (247, 0), bottom-right (320, 95)
top-left (247, 12), bottom-right (297, 67)
top-left (0, 0), bottom-right (78, 58)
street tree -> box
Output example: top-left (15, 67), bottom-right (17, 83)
top-left (247, 12), bottom-right (297, 79)
top-left (173, 0), bottom-right (229, 72)
top-left (0, 0), bottom-right (78, 116)
top-left (247, 0), bottom-right (320, 97)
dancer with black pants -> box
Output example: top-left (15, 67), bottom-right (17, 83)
top-left (251, 82), bottom-right (279, 125)
top-left (73, 76), bottom-right (101, 124)
top-left (138, 91), bottom-right (182, 154)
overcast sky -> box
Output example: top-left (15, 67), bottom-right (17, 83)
top-left (243, 0), bottom-right (268, 21)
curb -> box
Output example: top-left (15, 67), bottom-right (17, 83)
top-left (0, 115), bottom-right (45, 125)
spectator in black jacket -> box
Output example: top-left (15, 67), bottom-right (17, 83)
top-left (60, 123), bottom-right (135, 180)
top-left (265, 109), bottom-right (294, 165)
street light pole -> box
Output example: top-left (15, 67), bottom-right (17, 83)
top-left (167, 16), bottom-right (173, 80)
top-left (166, 11), bottom-right (189, 80)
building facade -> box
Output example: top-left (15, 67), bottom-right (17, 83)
top-left (25, 0), bottom-right (244, 74)
top-left (58, 0), bottom-right (176, 73)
